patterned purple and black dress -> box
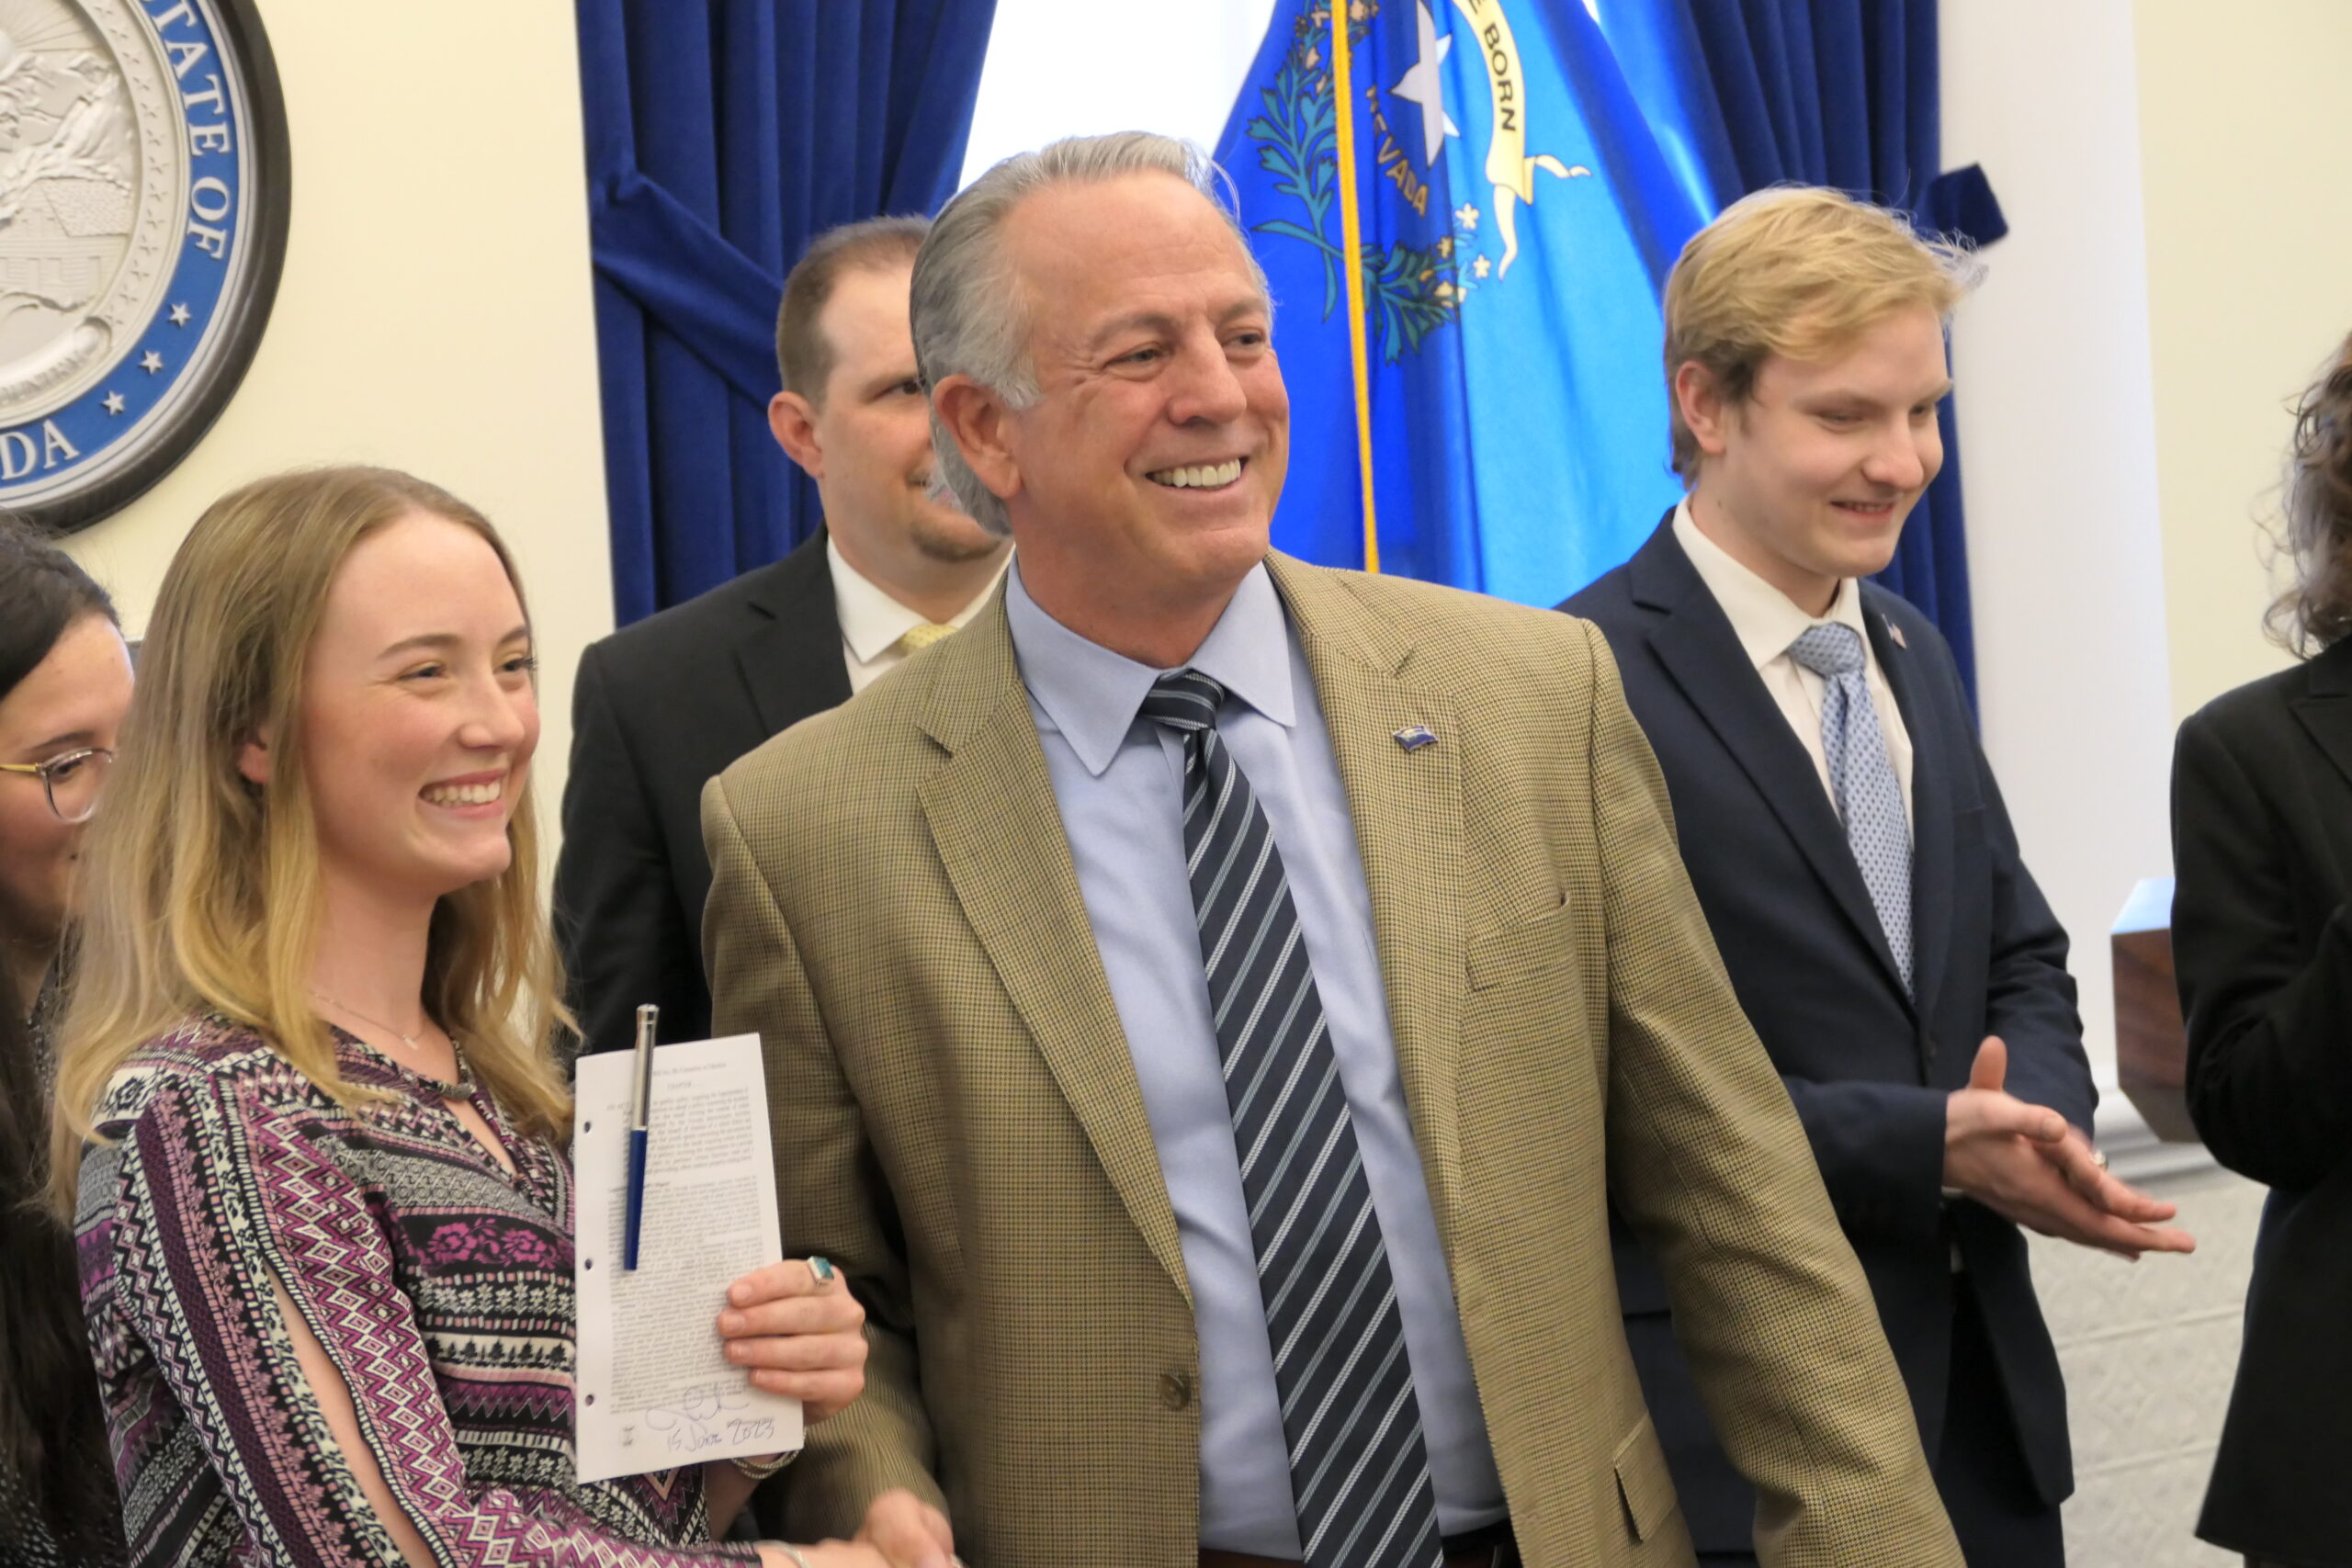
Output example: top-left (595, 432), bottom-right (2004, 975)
top-left (74, 1014), bottom-right (762, 1566)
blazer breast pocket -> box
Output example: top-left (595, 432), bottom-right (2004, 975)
top-left (1465, 892), bottom-right (1575, 991)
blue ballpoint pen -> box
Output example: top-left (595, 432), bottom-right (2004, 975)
top-left (623, 1003), bottom-right (656, 1271)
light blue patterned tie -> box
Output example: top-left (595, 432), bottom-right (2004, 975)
top-left (1788, 623), bottom-right (1913, 992)
top-left (1141, 670), bottom-right (1446, 1568)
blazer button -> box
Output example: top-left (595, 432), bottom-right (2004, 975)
top-left (1159, 1371), bottom-right (1193, 1410)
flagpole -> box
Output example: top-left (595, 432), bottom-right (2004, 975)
top-left (1328, 3), bottom-right (1380, 574)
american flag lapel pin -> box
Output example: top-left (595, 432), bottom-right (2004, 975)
top-left (1393, 724), bottom-right (1437, 752)
top-left (1883, 615), bottom-right (1907, 650)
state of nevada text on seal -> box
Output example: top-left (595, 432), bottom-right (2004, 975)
top-left (0, 0), bottom-right (286, 535)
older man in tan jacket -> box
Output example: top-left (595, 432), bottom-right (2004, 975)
top-left (701, 131), bottom-right (1962, 1568)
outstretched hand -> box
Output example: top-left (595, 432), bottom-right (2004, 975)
top-left (1945, 1037), bottom-right (2195, 1259)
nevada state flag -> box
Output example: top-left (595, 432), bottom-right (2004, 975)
top-left (1216, 0), bottom-right (1713, 604)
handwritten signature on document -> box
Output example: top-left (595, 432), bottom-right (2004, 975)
top-left (643, 1383), bottom-right (782, 1455)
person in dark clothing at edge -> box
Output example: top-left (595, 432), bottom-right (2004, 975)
top-left (2170, 331), bottom-right (2352, 1568)
top-left (0, 520), bottom-right (133, 1566)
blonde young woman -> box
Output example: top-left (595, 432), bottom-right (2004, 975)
top-left (52, 468), bottom-right (933, 1568)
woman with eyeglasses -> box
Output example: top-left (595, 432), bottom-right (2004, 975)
top-left (0, 519), bottom-right (131, 1566)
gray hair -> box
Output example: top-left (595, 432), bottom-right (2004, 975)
top-left (910, 131), bottom-right (1268, 536)
top-left (2266, 331), bottom-right (2352, 654)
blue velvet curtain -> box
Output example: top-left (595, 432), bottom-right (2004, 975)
top-left (1599, 0), bottom-right (2005, 697)
top-left (576, 1), bottom-right (998, 626)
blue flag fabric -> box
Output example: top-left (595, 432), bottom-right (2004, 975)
top-left (1216, 0), bottom-right (1714, 604)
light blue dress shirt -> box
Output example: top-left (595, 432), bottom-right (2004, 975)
top-left (1003, 563), bottom-right (1508, 1554)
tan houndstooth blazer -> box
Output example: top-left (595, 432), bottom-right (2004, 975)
top-left (701, 553), bottom-right (1961, 1568)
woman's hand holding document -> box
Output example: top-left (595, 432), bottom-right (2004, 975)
top-left (574, 1032), bottom-right (855, 1482)
top-left (718, 1257), bottom-right (868, 1421)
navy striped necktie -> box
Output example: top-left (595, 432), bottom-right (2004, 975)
top-left (1140, 669), bottom-right (1444, 1568)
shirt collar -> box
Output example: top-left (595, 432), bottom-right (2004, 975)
top-left (1003, 560), bottom-right (1295, 778)
top-left (825, 536), bottom-right (1004, 663)
top-left (1670, 498), bottom-right (1869, 671)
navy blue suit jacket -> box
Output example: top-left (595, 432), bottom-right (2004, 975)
top-left (1563, 516), bottom-right (2090, 1552)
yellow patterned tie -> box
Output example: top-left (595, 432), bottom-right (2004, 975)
top-left (895, 622), bottom-right (955, 654)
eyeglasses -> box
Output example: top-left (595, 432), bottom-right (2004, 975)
top-left (0, 747), bottom-right (115, 823)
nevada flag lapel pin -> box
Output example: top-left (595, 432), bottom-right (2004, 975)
top-left (1393, 725), bottom-right (1437, 752)
top-left (1884, 615), bottom-right (1908, 649)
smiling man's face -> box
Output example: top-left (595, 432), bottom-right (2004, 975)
top-left (1682, 302), bottom-right (1951, 614)
top-left (773, 261), bottom-right (1004, 573)
top-left (989, 171), bottom-right (1289, 618)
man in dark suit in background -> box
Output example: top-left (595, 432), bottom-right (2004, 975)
top-left (1564, 186), bottom-right (2194, 1566)
top-left (558, 215), bottom-right (1011, 1057)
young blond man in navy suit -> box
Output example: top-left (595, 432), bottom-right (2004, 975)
top-left (1564, 186), bottom-right (2194, 1567)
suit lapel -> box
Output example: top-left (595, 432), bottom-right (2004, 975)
top-left (1628, 525), bottom-right (1913, 1003)
top-left (1266, 557), bottom-right (1466, 1240)
top-left (737, 532), bottom-right (854, 735)
top-left (1864, 603), bottom-right (1952, 1019)
top-left (2290, 640), bottom-right (2352, 795)
top-left (913, 604), bottom-right (1192, 1301)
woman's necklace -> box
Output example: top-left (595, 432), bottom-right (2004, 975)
top-left (307, 987), bottom-right (431, 1053)
top-left (308, 991), bottom-right (489, 1158)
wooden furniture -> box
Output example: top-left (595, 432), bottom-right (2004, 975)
top-left (2112, 877), bottom-right (2196, 1143)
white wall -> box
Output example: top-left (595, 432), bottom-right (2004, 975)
top-left (1939, 0), bottom-right (2174, 1083)
top-left (59, 1), bottom-right (611, 828)
top-left (959, 0), bottom-right (1275, 182)
top-left (2136, 0), bottom-right (2352, 718)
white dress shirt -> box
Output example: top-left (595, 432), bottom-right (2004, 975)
top-left (1671, 499), bottom-right (1915, 825)
top-left (825, 537), bottom-right (1005, 693)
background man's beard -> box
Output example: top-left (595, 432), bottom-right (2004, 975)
top-left (909, 509), bottom-right (1009, 565)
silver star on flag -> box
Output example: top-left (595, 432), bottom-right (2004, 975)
top-left (1390, 0), bottom-right (1459, 169)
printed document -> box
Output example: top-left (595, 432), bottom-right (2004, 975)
top-left (573, 1032), bottom-right (802, 1483)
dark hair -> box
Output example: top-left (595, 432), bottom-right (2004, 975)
top-left (2267, 333), bottom-right (2352, 655)
top-left (0, 518), bottom-right (124, 1556)
top-left (774, 214), bottom-right (930, 405)
top-left (0, 966), bottom-right (123, 1558)
top-left (0, 517), bottom-right (116, 698)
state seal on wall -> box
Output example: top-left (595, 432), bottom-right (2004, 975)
top-left (0, 0), bottom-right (286, 535)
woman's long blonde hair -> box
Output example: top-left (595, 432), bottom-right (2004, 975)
top-left (51, 467), bottom-right (573, 1210)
